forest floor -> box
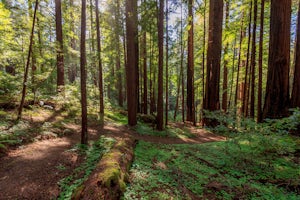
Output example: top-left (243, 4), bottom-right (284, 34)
top-left (0, 107), bottom-right (225, 199)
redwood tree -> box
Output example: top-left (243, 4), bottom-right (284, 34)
top-left (126, 0), bottom-right (138, 126)
top-left (80, 0), bottom-right (88, 144)
top-left (257, 0), bottom-right (264, 122)
top-left (95, 0), bottom-right (104, 120)
top-left (18, 0), bottom-right (39, 120)
top-left (263, 0), bottom-right (291, 119)
top-left (186, 0), bottom-right (195, 124)
top-left (157, 0), bottom-right (164, 130)
top-left (291, 1), bottom-right (300, 109)
top-left (55, 0), bottom-right (64, 92)
top-left (203, 0), bottom-right (223, 125)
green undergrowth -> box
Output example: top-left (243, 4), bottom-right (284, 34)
top-left (134, 123), bottom-right (195, 139)
top-left (125, 133), bottom-right (300, 200)
top-left (58, 136), bottom-right (115, 200)
top-left (105, 109), bottom-right (128, 125)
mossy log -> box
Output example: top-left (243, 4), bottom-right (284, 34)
top-left (73, 137), bottom-right (136, 200)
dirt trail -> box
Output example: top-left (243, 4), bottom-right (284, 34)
top-left (0, 116), bottom-right (224, 199)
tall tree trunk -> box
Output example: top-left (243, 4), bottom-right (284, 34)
top-left (242, 1), bottom-right (252, 117)
top-left (235, 15), bottom-right (244, 108)
top-left (68, 0), bottom-right (77, 83)
top-left (80, 0), bottom-right (88, 144)
top-left (250, 0), bottom-right (257, 118)
top-left (203, 0), bottom-right (223, 126)
top-left (228, 35), bottom-right (237, 109)
top-left (143, 31), bottom-right (148, 114)
top-left (95, 0), bottom-right (104, 120)
top-left (257, 0), bottom-right (264, 122)
top-left (116, 0), bottom-right (123, 107)
top-left (181, 1), bottom-right (185, 123)
top-left (55, 0), bottom-right (64, 92)
top-left (18, 0), bottom-right (39, 120)
top-left (291, 1), bottom-right (300, 108)
top-left (165, 0), bottom-right (169, 125)
top-left (157, 0), bottom-right (164, 130)
top-left (263, 0), bottom-right (291, 119)
top-left (222, 0), bottom-right (229, 112)
top-left (201, 0), bottom-right (206, 122)
top-left (186, 0), bottom-right (195, 124)
top-left (126, 0), bottom-right (138, 126)
top-left (90, 0), bottom-right (97, 86)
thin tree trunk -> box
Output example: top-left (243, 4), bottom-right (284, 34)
top-left (181, 1), bottom-right (185, 123)
top-left (165, 0), bottom-right (169, 125)
top-left (17, 0), bottom-right (39, 120)
top-left (250, 0), bottom-right (257, 118)
top-left (201, 0), bottom-right (206, 122)
top-left (116, 0), bottom-right (123, 107)
top-left (242, 1), bottom-right (252, 117)
top-left (143, 31), bottom-right (148, 114)
top-left (235, 15), bottom-right (244, 107)
top-left (55, 0), bottom-right (64, 92)
top-left (257, 0), bottom-right (264, 122)
top-left (222, 0), bottom-right (229, 112)
top-left (80, 0), bottom-right (88, 144)
top-left (157, 0), bottom-right (164, 130)
top-left (263, 0), bottom-right (291, 119)
top-left (95, 0), bottom-right (104, 120)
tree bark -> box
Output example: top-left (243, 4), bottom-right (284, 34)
top-left (95, 0), bottom-right (104, 120)
top-left (80, 0), bottom-right (88, 144)
top-left (165, 0), bottom-right (169, 125)
top-left (250, 0), bottom-right (257, 118)
top-left (126, 0), bottom-right (138, 126)
top-left (203, 0), bottom-right (223, 126)
top-left (257, 0), bottom-right (264, 122)
top-left (186, 0), bottom-right (195, 125)
top-left (291, 1), bottom-right (300, 108)
top-left (157, 0), bottom-right (164, 130)
top-left (55, 0), bottom-right (65, 92)
top-left (18, 0), bottom-right (39, 120)
top-left (222, 0), bottom-right (229, 112)
top-left (181, 1), bottom-right (185, 123)
top-left (263, 0), bottom-right (291, 119)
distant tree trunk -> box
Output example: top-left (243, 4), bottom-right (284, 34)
top-left (235, 15), bottom-right (244, 107)
top-left (181, 2), bottom-right (185, 123)
top-left (90, 0), bottom-right (97, 86)
top-left (156, 0), bottom-right (164, 130)
top-left (116, 0), bottom-right (123, 107)
top-left (18, 0), bottom-right (39, 120)
top-left (201, 0), bottom-right (206, 122)
top-left (80, 0), bottom-right (88, 144)
top-left (291, 1), bottom-right (300, 109)
top-left (203, 0), bottom-right (223, 126)
top-left (263, 0), bottom-right (291, 119)
top-left (165, 0), bottom-right (169, 125)
top-left (174, 63), bottom-right (181, 120)
top-left (68, 0), bottom-right (77, 83)
top-left (257, 0), bottom-right (264, 122)
top-left (186, 0), bottom-right (195, 125)
top-left (143, 31), bottom-right (148, 114)
top-left (55, 0), bottom-right (64, 92)
top-left (222, 0), bottom-right (229, 112)
top-left (126, 0), bottom-right (138, 126)
top-left (250, 0), bottom-right (257, 118)
top-left (228, 35), bottom-right (237, 109)
top-left (242, 1), bottom-right (252, 117)
top-left (95, 0), bottom-right (104, 120)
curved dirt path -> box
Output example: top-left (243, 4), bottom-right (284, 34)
top-left (0, 120), bottom-right (224, 199)
top-left (100, 123), bottom-right (226, 145)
